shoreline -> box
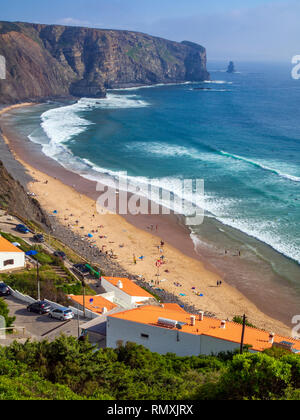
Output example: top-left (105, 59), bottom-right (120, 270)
top-left (0, 102), bottom-right (295, 337)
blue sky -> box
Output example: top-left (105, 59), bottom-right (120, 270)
top-left (1, 0), bottom-right (299, 61)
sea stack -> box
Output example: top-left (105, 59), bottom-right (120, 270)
top-left (227, 61), bottom-right (236, 73)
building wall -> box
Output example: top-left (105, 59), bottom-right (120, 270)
top-left (107, 317), bottom-right (201, 357)
top-left (201, 334), bottom-right (240, 355)
top-left (101, 278), bottom-right (133, 307)
top-left (107, 317), bottom-right (243, 357)
top-left (0, 251), bottom-right (25, 272)
top-left (101, 278), bottom-right (149, 308)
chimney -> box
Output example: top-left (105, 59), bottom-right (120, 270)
top-left (220, 320), bottom-right (226, 329)
top-left (102, 307), bottom-right (108, 314)
top-left (269, 332), bottom-right (275, 344)
top-left (190, 315), bottom-right (196, 326)
top-left (117, 280), bottom-right (123, 289)
top-left (199, 311), bottom-right (204, 321)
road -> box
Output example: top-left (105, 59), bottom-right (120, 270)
top-left (0, 210), bottom-right (95, 345)
top-left (0, 295), bottom-right (85, 344)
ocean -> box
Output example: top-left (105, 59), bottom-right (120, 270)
top-left (7, 61), bottom-right (300, 323)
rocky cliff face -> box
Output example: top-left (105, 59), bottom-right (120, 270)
top-left (0, 21), bottom-right (209, 103)
top-left (0, 160), bottom-right (50, 228)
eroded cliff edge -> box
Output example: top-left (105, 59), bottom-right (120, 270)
top-left (0, 21), bottom-right (209, 103)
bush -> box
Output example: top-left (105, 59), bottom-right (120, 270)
top-left (0, 298), bottom-right (15, 330)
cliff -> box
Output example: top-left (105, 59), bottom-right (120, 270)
top-left (0, 21), bottom-right (209, 103)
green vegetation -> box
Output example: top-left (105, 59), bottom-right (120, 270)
top-left (157, 45), bottom-right (178, 64)
top-left (126, 47), bottom-right (142, 62)
top-left (140, 285), bottom-right (161, 302)
top-left (232, 316), bottom-right (256, 329)
top-left (0, 337), bottom-right (299, 400)
top-left (0, 298), bottom-right (15, 330)
top-left (0, 231), bottom-right (53, 265)
top-left (0, 22), bottom-right (22, 35)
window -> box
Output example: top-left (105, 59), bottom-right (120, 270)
top-left (4, 259), bottom-right (14, 267)
top-left (141, 333), bottom-right (149, 339)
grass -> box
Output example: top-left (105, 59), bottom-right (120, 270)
top-left (0, 231), bottom-right (54, 265)
top-left (140, 285), bottom-right (161, 302)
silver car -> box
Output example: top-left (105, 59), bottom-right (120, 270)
top-left (49, 307), bottom-right (74, 321)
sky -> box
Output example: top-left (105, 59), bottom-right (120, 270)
top-left (1, 0), bottom-right (299, 62)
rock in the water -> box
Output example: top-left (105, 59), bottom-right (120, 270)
top-left (227, 61), bottom-right (236, 73)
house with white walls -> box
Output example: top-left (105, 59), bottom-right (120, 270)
top-left (101, 277), bottom-right (154, 308)
top-left (106, 304), bottom-right (300, 357)
top-left (0, 236), bottom-right (25, 272)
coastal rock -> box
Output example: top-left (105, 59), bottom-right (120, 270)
top-left (0, 21), bottom-right (209, 103)
top-left (227, 61), bottom-right (236, 73)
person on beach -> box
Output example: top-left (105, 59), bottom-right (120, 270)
top-left (133, 255), bottom-right (137, 264)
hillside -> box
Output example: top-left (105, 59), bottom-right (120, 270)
top-left (0, 160), bottom-right (50, 227)
top-left (0, 21), bottom-right (209, 103)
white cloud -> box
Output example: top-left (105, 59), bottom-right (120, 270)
top-left (57, 17), bottom-right (93, 27)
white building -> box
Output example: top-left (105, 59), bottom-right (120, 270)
top-left (0, 236), bottom-right (25, 272)
top-left (107, 304), bottom-right (300, 357)
top-left (101, 277), bottom-right (154, 308)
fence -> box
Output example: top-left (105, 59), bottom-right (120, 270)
top-left (8, 288), bottom-right (103, 320)
top-left (9, 287), bottom-right (35, 305)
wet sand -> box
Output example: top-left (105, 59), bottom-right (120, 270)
top-left (0, 103), bottom-right (297, 337)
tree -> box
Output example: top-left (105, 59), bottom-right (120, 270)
top-left (0, 298), bottom-right (15, 330)
top-left (217, 353), bottom-right (291, 400)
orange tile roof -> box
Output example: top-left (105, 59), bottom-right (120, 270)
top-left (102, 277), bottom-right (153, 299)
top-left (108, 306), bottom-right (300, 353)
top-left (162, 303), bottom-right (186, 312)
top-left (0, 236), bottom-right (23, 253)
top-left (69, 295), bottom-right (117, 315)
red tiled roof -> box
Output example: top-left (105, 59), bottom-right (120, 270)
top-left (69, 295), bottom-right (116, 315)
top-left (102, 277), bottom-right (153, 299)
top-left (0, 236), bottom-right (23, 253)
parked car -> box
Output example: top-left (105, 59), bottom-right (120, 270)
top-left (27, 301), bottom-right (52, 315)
top-left (54, 251), bottom-right (66, 260)
top-left (49, 307), bottom-right (74, 321)
top-left (0, 283), bottom-right (11, 297)
top-left (33, 234), bottom-right (45, 243)
top-left (16, 224), bottom-right (30, 234)
top-left (72, 263), bottom-right (89, 277)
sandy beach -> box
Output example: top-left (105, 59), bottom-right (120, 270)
top-left (0, 103), bottom-right (294, 337)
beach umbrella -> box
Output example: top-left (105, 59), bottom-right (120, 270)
top-left (25, 250), bottom-right (38, 256)
top-left (88, 233), bottom-right (93, 238)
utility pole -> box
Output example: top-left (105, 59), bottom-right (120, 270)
top-left (240, 314), bottom-right (246, 354)
top-left (77, 303), bottom-right (80, 338)
top-left (82, 279), bottom-right (86, 318)
top-left (37, 260), bottom-right (40, 301)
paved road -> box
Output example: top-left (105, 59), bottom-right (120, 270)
top-left (0, 296), bottom-right (85, 344)
top-left (0, 210), bottom-right (33, 243)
